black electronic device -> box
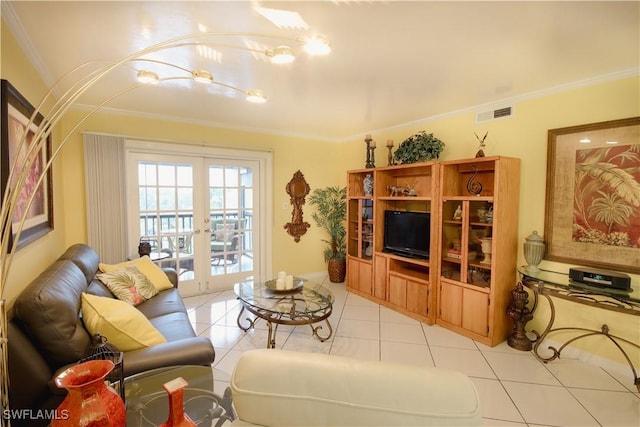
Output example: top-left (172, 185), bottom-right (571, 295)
top-left (569, 267), bottom-right (631, 291)
top-left (382, 210), bottom-right (430, 259)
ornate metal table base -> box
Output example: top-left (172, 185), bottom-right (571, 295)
top-left (236, 297), bottom-right (333, 349)
top-left (128, 387), bottom-right (235, 427)
top-left (513, 277), bottom-right (640, 392)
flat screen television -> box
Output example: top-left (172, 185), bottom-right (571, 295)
top-left (383, 210), bottom-right (430, 259)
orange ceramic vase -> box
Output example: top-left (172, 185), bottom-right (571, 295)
top-left (159, 377), bottom-right (197, 427)
top-left (52, 360), bottom-right (126, 427)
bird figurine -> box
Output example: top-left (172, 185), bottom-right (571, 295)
top-left (474, 131), bottom-right (488, 158)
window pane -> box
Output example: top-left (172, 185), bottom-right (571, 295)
top-left (177, 165), bottom-right (193, 186)
top-left (210, 188), bottom-right (223, 209)
top-left (139, 163), bottom-right (157, 186)
top-left (225, 167), bottom-right (239, 187)
top-left (209, 166), bottom-right (223, 184)
top-left (243, 188), bottom-right (253, 209)
top-left (225, 188), bottom-right (239, 209)
top-left (240, 168), bottom-right (253, 187)
top-left (158, 164), bottom-right (175, 186)
top-left (177, 188), bottom-right (193, 210)
top-left (140, 187), bottom-right (157, 210)
top-left (159, 187), bottom-right (175, 210)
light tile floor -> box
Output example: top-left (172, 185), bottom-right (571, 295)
top-left (184, 276), bottom-right (640, 427)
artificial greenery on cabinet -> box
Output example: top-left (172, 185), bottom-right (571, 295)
top-left (394, 131), bottom-right (445, 164)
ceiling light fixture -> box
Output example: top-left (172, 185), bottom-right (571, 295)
top-left (192, 69), bottom-right (214, 84)
top-left (268, 46), bottom-right (295, 64)
top-left (246, 89), bottom-right (267, 103)
top-left (300, 34), bottom-right (331, 55)
top-left (136, 70), bottom-right (159, 84)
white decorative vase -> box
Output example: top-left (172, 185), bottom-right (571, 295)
top-left (524, 230), bottom-right (545, 273)
top-left (363, 174), bottom-right (374, 196)
top-left (480, 238), bottom-right (492, 265)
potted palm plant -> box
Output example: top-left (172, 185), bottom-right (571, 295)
top-left (308, 186), bottom-right (347, 283)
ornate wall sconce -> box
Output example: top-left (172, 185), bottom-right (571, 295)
top-left (284, 170), bottom-right (311, 242)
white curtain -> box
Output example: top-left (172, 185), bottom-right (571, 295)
top-left (83, 133), bottom-right (127, 263)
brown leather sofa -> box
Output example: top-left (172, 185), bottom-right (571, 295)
top-left (7, 244), bottom-right (215, 426)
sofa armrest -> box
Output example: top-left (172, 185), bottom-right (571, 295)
top-left (122, 337), bottom-right (214, 376)
top-left (231, 349), bottom-right (481, 427)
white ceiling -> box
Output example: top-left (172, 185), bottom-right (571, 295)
top-left (3, 1), bottom-right (639, 142)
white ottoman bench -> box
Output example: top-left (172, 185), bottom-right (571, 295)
top-left (230, 349), bottom-right (481, 426)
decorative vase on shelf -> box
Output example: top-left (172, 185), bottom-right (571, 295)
top-left (524, 230), bottom-right (545, 273)
top-left (480, 238), bottom-right (492, 265)
top-left (363, 173), bottom-right (374, 196)
top-left (160, 377), bottom-right (197, 427)
top-left (52, 360), bottom-right (126, 427)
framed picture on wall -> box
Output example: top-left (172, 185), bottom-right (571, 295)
top-left (1, 79), bottom-right (54, 250)
top-left (544, 117), bottom-right (640, 273)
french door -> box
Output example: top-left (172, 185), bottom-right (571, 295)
top-left (126, 144), bottom-right (269, 296)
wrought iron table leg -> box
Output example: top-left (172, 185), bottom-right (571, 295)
top-left (530, 291), bottom-right (640, 392)
top-left (266, 321), bottom-right (279, 349)
top-left (311, 319), bottom-right (333, 342)
top-left (236, 305), bottom-right (255, 332)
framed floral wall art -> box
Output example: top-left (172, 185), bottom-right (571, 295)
top-left (544, 117), bottom-right (640, 273)
top-left (1, 80), bottom-right (54, 250)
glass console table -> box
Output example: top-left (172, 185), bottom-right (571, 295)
top-left (510, 267), bottom-right (640, 392)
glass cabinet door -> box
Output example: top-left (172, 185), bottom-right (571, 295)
top-left (348, 198), bottom-right (374, 260)
top-left (441, 200), bottom-right (464, 282)
top-left (441, 199), bottom-right (493, 288)
top-left (467, 200), bottom-right (493, 288)
top-left (361, 199), bottom-right (373, 260)
top-left (348, 199), bottom-right (360, 258)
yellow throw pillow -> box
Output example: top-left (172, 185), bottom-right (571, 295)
top-left (97, 266), bottom-right (159, 306)
top-left (99, 256), bottom-right (173, 291)
top-left (81, 293), bottom-right (166, 351)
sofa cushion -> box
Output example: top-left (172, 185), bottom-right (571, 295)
top-left (81, 293), bottom-right (167, 351)
top-left (135, 288), bottom-right (188, 319)
top-left (97, 266), bottom-right (158, 305)
top-left (58, 243), bottom-right (100, 284)
top-left (99, 256), bottom-right (174, 291)
top-left (148, 312), bottom-right (198, 342)
top-left (14, 260), bottom-right (92, 367)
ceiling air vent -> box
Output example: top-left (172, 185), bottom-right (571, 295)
top-left (476, 105), bottom-right (513, 123)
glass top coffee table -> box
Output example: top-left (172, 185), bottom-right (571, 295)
top-left (124, 365), bottom-right (234, 427)
top-left (234, 277), bottom-right (334, 348)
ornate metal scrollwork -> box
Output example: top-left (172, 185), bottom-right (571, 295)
top-left (466, 165), bottom-right (483, 195)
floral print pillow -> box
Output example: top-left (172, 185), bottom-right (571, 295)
top-left (97, 266), bottom-right (159, 306)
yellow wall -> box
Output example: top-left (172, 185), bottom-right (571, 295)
top-left (3, 17), bottom-right (639, 367)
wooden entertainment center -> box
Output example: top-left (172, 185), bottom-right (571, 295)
top-left (346, 156), bottom-right (520, 346)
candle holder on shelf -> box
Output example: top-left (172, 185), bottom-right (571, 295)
top-left (364, 135), bottom-right (376, 168)
top-left (386, 140), bottom-right (395, 166)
